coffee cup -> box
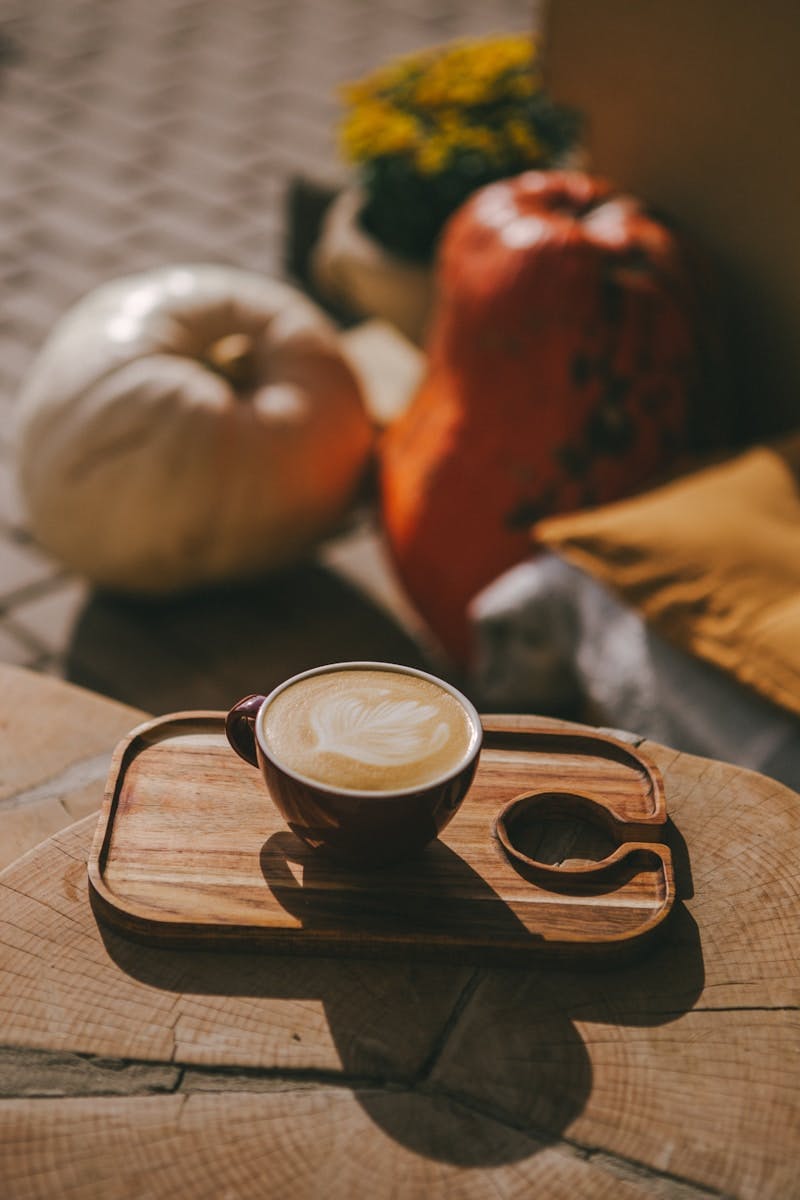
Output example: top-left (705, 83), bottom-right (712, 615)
top-left (226, 661), bottom-right (482, 866)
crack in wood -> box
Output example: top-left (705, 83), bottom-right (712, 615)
top-left (0, 1046), bottom-right (398, 1098)
top-left (0, 752), bottom-right (111, 812)
top-left (2, 983), bottom-right (796, 1100)
top-left (585, 1148), bottom-right (735, 1200)
top-left (0, 1044), bottom-right (739, 1194)
top-left (0, 878), bottom-right (90, 933)
top-left (415, 968), bottom-right (482, 1082)
top-left (418, 1084), bottom-right (732, 1200)
top-left (688, 1004), bottom-right (800, 1013)
top-left (0, 1047), bottom-right (180, 1099)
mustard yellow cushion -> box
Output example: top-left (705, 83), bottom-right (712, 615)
top-left (534, 437), bottom-right (800, 718)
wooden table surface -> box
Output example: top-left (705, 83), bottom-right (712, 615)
top-left (1, 663), bottom-right (799, 1199)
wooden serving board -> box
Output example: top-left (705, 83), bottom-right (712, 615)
top-left (88, 713), bottom-right (675, 965)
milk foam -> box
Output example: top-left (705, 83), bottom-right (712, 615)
top-left (310, 694), bottom-right (449, 766)
top-left (260, 668), bottom-right (475, 792)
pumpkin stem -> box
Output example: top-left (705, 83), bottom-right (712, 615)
top-left (203, 334), bottom-right (259, 392)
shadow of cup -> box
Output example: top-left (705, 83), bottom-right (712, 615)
top-left (97, 798), bottom-right (701, 1167)
top-left (258, 829), bottom-right (595, 1164)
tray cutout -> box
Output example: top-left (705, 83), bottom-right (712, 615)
top-left (88, 713), bottom-right (675, 965)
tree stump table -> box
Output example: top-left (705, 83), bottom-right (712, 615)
top-left (0, 664), bottom-right (798, 1199)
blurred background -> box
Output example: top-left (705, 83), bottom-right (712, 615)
top-left (0, 0), bottom-right (536, 711)
top-left (1, 0), bottom-right (798, 789)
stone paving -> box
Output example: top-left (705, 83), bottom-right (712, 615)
top-left (0, 0), bottom-right (535, 714)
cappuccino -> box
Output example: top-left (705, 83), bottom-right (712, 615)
top-left (259, 665), bottom-right (478, 793)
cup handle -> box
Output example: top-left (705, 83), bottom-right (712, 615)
top-left (225, 694), bottom-right (267, 768)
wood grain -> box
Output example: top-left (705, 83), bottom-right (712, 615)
top-left (1, 675), bottom-right (798, 1199)
top-left (87, 713), bottom-right (674, 964)
top-left (0, 663), bottom-right (145, 869)
top-left (0, 1091), bottom-right (677, 1200)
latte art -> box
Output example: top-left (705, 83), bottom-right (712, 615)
top-left (310, 695), bottom-right (449, 767)
top-left (260, 667), bottom-right (477, 792)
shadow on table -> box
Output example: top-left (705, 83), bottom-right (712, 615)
top-left (98, 816), bottom-right (702, 1168)
top-left (258, 831), bottom-right (552, 957)
top-left (65, 559), bottom-right (436, 715)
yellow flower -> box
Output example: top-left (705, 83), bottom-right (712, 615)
top-left (504, 118), bottom-right (543, 161)
top-left (338, 33), bottom-right (550, 174)
top-left (412, 36), bottom-right (537, 108)
top-left (507, 67), bottom-right (540, 99)
top-left (415, 138), bottom-right (451, 175)
top-left (339, 101), bottom-right (419, 162)
top-left (341, 33), bottom-right (539, 114)
top-left (430, 112), bottom-right (503, 161)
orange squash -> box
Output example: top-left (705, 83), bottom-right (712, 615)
top-left (380, 170), bottom-right (726, 664)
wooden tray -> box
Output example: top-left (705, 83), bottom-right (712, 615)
top-left (88, 713), bottom-right (675, 965)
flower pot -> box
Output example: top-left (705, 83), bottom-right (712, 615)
top-left (311, 188), bottom-right (434, 346)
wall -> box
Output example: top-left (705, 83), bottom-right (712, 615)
top-left (544, 0), bottom-right (800, 441)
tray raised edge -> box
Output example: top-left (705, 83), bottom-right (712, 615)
top-left (87, 712), bottom-right (676, 966)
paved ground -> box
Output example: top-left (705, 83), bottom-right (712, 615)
top-left (0, 0), bottom-right (534, 714)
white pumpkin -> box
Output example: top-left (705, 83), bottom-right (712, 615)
top-left (16, 264), bottom-right (374, 592)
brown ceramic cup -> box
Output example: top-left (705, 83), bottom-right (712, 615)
top-left (226, 661), bottom-right (482, 867)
